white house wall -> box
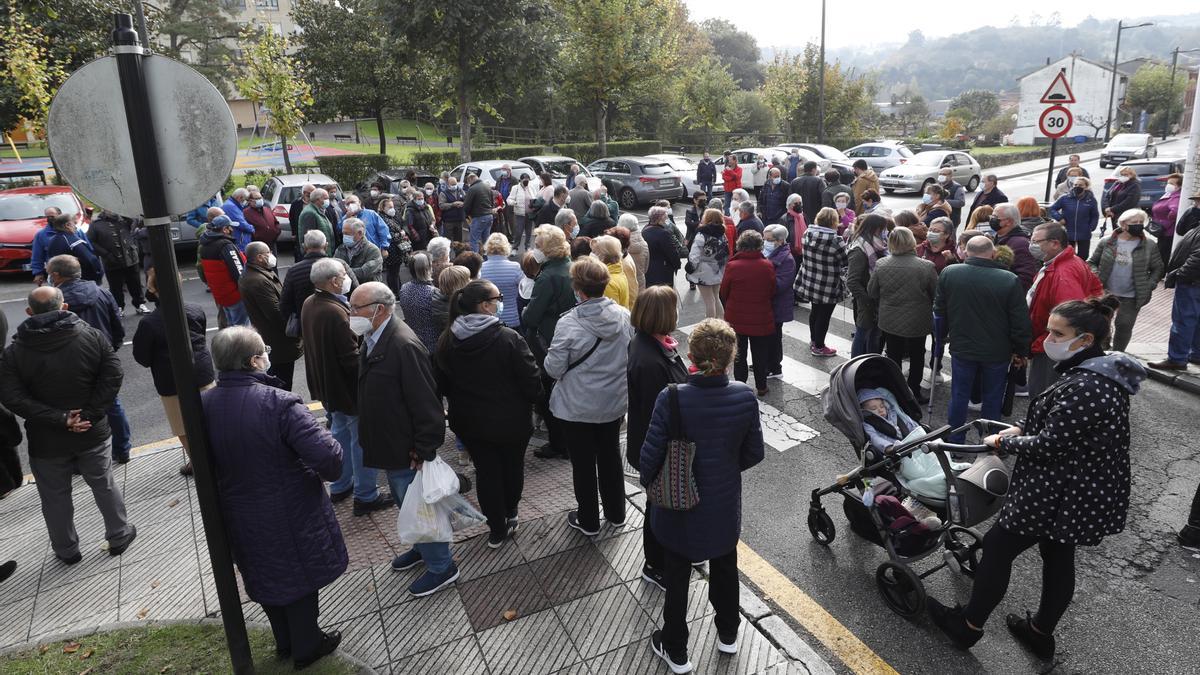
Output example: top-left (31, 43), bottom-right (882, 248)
top-left (1012, 56), bottom-right (1123, 145)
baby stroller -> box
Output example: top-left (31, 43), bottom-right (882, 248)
top-left (808, 354), bottom-right (1012, 617)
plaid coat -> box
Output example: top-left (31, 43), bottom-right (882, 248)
top-left (794, 225), bottom-right (847, 304)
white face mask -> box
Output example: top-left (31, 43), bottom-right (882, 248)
top-left (256, 352), bottom-right (271, 373)
top-left (936, 175), bottom-right (948, 183)
top-left (1164, 184), bottom-right (1177, 194)
top-left (347, 203), bottom-right (360, 214)
top-left (385, 207), bottom-right (396, 217)
top-left (254, 198), bottom-right (264, 208)
top-left (339, 275), bottom-right (352, 295)
top-left (266, 253), bottom-right (277, 268)
top-left (370, 190), bottom-right (380, 198)
top-left (531, 248), bottom-right (547, 264)
top-left (835, 200), bottom-right (849, 209)
top-left (1043, 333), bottom-right (1091, 362)
top-left (349, 314), bottom-right (375, 336)
top-left (1117, 175), bottom-right (1130, 183)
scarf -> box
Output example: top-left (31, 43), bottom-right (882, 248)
top-left (849, 234), bottom-right (888, 271)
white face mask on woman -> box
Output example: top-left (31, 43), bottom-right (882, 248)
top-left (1043, 333), bottom-right (1091, 362)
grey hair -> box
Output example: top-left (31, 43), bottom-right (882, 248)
top-left (1117, 208), bottom-right (1147, 226)
top-left (232, 187), bottom-right (248, 200)
top-left (47, 254), bottom-right (81, 280)
top-left (593, 185), bottom-right (608, 197)
top-left (245, 241), bottom-right (270, 259)
top-left (310, 257), bottom-right (345, 286)
top-left (310, 188), bottom-right (329, 202)
top-left (786, 193), bottom-right (802, 208)
top-left (736, 229), bottom-right (764, 252)
top-left (211, 326), bottom-right (265, 373)
top-left (732, 188), bottom-right (750, 203)
top-left (410, 252), bottom-right (432, 281)
top-left (303, 229), bottom-right (327, 250)
top-left (440, 171), bottom-right (450, 180)
top-left (589, 200), bottom-right (609, 219)
top-left (28, 286), bottom-right (64, 314)
top-left (888, 226), bottom-right (917, 255)
top-left (206, 206), bottom-right (225, 221)
top-left (992, 203), bottom-right (1019, 224)
top-left (554, 208), bottom-right (577, 229)
top-left (426, 237), bottom-right (451, 262)
top-left (764, 223), bottom-right (788, 243)
top-left (738, 201), bottom-right (755, 215)
top-left (301, 183), bottom-right (316, 194)
top-left (356, 281), bottom-right (395, 307)
top-left (342, 217), bottom-right (365, 234)
top-left (343, 193), bottom-right (361, 204)
top-left (709, 198), bottom-right (724, 211)
top-left (647, 206), bottom-right (669, 225)
top-left (618, 212), bottom-right (640, 232)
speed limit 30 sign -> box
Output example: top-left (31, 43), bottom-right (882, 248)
top-left (1039, 105), bottom-right (1073, 139)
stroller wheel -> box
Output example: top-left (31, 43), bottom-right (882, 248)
top-left (875, 561), bottom-right (926, 617)
top-left (807, 509), bottom-right (836, 545)
top-left (945, 526), bottom-right (984, 578)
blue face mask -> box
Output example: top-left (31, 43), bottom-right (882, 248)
top-left (495, 300), bottom-right (505, 316)
top-left (764, 242), bottom-right (777, 256)
top-left (921, 194), bottom-right (933, 205)
top-left (571, 224), bottom-right (580, 238)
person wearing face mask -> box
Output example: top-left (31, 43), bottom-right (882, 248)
top-left (536, 184), bottom-right (568, 228)
top-left (438, 176), bottom-right (467, 243)
top-left (721, 156), bottom-right (743, 214)
top-left (686, 209), bottom-right (729, 319)
top-left (378, 197), bottom-right (413, 293)
top-left (697, 152), bottom-right (717, 201)
top-left (936, 168), bottom-right (967, 226)
top-left (821, 168), bottom-right (854, 213)
top-left (334, 218), bottom-right (384, 284)
top-left (432, 279), bottom-right (541, 549)
top-left (916, 216), bottom-right (958, 274)
top-left (1087, 209), bottom-right (1164, 351)
top-left (869, 226), bottom-right (938, 402)
top-left (523, 226), bottom-right (576, 459)
top-left (339, 194), bottom-right (390, 256)
top-left (365, 181), bottom-right (387, 211)
top-left (1048, 176), bottom-right (1100, 260)
top-left (968, 174), bottom-right (1008, 221)
top-left (783, 193), bottom-right (807, 256)
top-left (289, 184), bottom-right (315, 262)
top-left (757, 168), bottom-right (790, 227)
top-left (1150, 173), bottom-right (1183, 268)
top-left (642, 206), bottom-right (681, 287)
top-left (1051, 166), bottom-right (1085, 201)
top-left (850, 159), bottom-right (880, 207)
top-left (1024, 222), bottom-right (1103, 398)
top-left (221, 188), bottom-right (256, 251)
top-left (916, 184), bottom-right (951, 226)
top-left (684, 191), bottom-right (708, 252)
top-left (847, 213), bottom-right (890, 358)
top-left (301, 258), bottom-right (392, 517)
top-left (298, 188), bottom-right (335, 256)
top-left (832, 192), bottom-right (855, 237)
top-left (1053, 154), bottom-right (1089, 187)
top-left (199, 215), bottom-right (250, 326)
top-left (507, 174), bottom-right (539, 250)
top-left (763, 223), bottom-right (796, 377)
top-left (1102, 167), bottom-right (1141, 225)
top-left (243, 188), bottom-right (281, 254)
top-left (403, 190), bottom-right (438, 252)
top-left (930, 295), bottom-right (1142, 664)
top-left (239, 241), bottom-right (300, 390)
top-left (989, 204), bottom-right (1038, 290)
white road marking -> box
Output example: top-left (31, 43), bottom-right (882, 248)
top-left (758, 400), bottom-right (819, 452)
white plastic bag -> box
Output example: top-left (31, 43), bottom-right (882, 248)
top-left (421, 456), bottom-right (460, 504)
top-left (397, 469), bottom-right (452, 545)
top-left (443, 493), bottom-right (487, 532)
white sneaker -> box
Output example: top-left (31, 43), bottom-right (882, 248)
top-left (135, 303), bottom-right (152, 314)
top-left (717, 633), bottom-right (738, 654)
top-left (650, 631), bottom-right (693, 674)
top-left (967, 401), bottom-right (982, 412)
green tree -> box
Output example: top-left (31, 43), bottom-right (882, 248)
top-left (979, 112), bottom-right (1016, 140)
top-left (700, 18), bottom-right (764, 90)
top-left (760, 53), bottom-right (805, 136)
top-left (1125, 64), bottom-right (1188, 122)
top-left (724, 90), bottom-right (776, 136)
top-left (387, 1), bottom-right (557, 162)
top-left (293, 0), bottom-right (418, 155)
top-left (145, 0), bottom-right (239, 95)
top-left (947, 89), bottom-right (999, 124)
top-left (897, 93), bottom-right (930, 136)
top-left (0, 8), bottom-right (65, 137)
top-left (676, 55), bottom-right (736, 135)
top-left (236, 24), bottom-right (311, 173)
top-left (760, 44), bottom-right (869, 139)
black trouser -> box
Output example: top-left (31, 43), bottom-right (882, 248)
top-left (537, 374), bottom-right (568, 454)
top-left (661, 546), bottom-right (739, 656)
top-left (734, 333), bottom-right (771, 392)
top-left (883, 332), bottom-right (927, 399)
top-left (1158, 233), bottom-right (1174, 269)
top-left (385, 262), bottom-right (411, 295)
top-left (769, 322), bottom-right (784, 374)
top-left (107, 264), bottom-right (145, 309)
top-left (268, 359), bottom-right (296, 392)
top-left (563, 418), bottom-right (625, 531)
top-left (464, 436), bottom-right (528, 538)
top-left (644, 522), bottom-right (665, 572)
top-left (1188, 480), bottom-right (1200, 529)
top-left (963, 526), bottom-right (1076, 634)
top-left (1069, 238), bottom-right (1091, 261)
top-left (261, 589), bottom-right (321, 663)
top-left (808, 302), bottom-right (836, 349)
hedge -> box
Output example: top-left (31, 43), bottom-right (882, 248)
top-left (315, 154), bottom-right (391, 190)
top-left (972, 140), bottom-right (1105, 170)
top-left (551, 140), bottom-right (662, 166)
top-left (409, 145), bottom-right (549, 174)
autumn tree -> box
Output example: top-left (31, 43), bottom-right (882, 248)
top-left (676, 55), bottom-right (737, 136)
top-left (760, 45), bottom-right (869, 139)
top-left (145, 0), bottom-right (239, 94)
top-left (236, 24), bottom-right (311, 173)
top-left (0, 8), bottom-right (65, 137)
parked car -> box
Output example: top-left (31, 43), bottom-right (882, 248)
top-left (844, 141), bottom-right (913, 172)
top-left (775, 143), bottom-right (852, 184)
top-left (714, 148), bottom-right (791, 191)
top-left (646, 154), bottom-right (724, 199)
top-left (1100, 133), bottom-right (1157, 169)
top-left (1102, 158), bottom-right (1185, 211)
top-left (518, 155), bottom-right (602, 192)
top-left (587, 157), bottom-right (682, 209)
top-left (450, 161), bottom-right (541, 190)
top-left (0, 185), bottom-right (90, 274)
top-left (878, 150), bottom-right (981, 194)
top-left (170, 173), bottom-right (343, 249)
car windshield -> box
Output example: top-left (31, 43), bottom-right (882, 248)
top-left (490, 167), bottom-right (538, 182)
top-left (0, 193), bottom-right (79, 221)
top-left (809, 144), bottom-right (849, 162)
top-left (641, 163), bottom-right (672, 176)
top-left (1109, 134), bottom-right (1145, 147)
top-left (656, 157), bottom-right (693, 170)
top-left (906, 152), bottom-right (945, 167)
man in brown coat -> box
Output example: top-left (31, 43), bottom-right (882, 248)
top-left (239, 242), bottom-right (300, 390)
top-left (301, 258), bottom-right (391, 516)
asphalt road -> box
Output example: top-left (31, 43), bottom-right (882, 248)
top-left (2, 144), bottom-right (1198, 674)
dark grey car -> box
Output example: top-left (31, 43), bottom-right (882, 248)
top-left (586, 157), bottom-right (682, 209)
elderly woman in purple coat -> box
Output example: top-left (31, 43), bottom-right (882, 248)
top-left (202, 327), bottom-right (348, 669)
top-left (763, 223), bottom-right (796, 377)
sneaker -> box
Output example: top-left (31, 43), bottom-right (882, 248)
top-left (353, 495), bottom-right (394, 517)
top-left (810, 345), bottom-right (837, 358)
top-left (391, 549), bottom-right (423, 572)
top-left (767, 371), bottom-right (784, 380)
top-left (717, 631), bottom-right (738, 654)
top-left (1005, 612), bottom-right (1055, 660)
top-left (566, 511), bottom-right (600, 536)
top-left (56, 552), bottom-right (82, 565)
top-left (506, 516), bottom-right (519, 535)
top-left (0, 560), bottom-right (15, 583)
top-left (135, 303), bottom-right (152, 315)
top-left (329, 487), bottom-right (352, 503)
top-left (487, 530), bottom-right (507, 549)
top-left (650, 630), bottom-right (693, 674)
top-left (108, 525), bottom-right (137, 556)
top-left (641, 565), bottom-right (666, 591)
top-left (608, 517), bottom-right (627, 528)
top-left (408, 564), bottom-right (460, 597)
top-left (293, 629), bottom-right (341, 669)
top-left (1179, 524), bottom-right (1200, 549)
top-left (927, 598), bottom-right (983, 650)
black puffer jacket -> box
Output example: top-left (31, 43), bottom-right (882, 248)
top-left (131, 302), bottom-right (215, 397)
top-left (87, 215), bottom-right (141, 270)
top-left (0, 311), bottom-right (122, 456)
top-left (625, 331), bottom-right (688, 467)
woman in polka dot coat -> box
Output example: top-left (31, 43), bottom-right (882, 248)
top-left (927, 295), bottom-right (1146, 662)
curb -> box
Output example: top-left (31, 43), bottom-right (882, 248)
top-left (1143, 366), bottom-right (1200, 396)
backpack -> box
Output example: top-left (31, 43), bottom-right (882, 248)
top-left (701, 233), bottom-right (729, 264)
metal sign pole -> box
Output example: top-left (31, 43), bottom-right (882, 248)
top-left (109, 14), bottom-right (253, 673)
top-left (1175, 66), bottom-right (1200, 256)
top-left (1044, 136), bottom-right (1058, 202)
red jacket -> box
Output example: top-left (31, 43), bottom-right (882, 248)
top-left (244, 205), bottom-right (281, 245)
top-left (723, 217), bottom-right (737, 256)
top-left (722, 165), bottom-right (743, 194)
top-left (719, 251), bottom-right (776, 336)
top-left (1028, 246), bottom-right (1103, 354)
top-left (198, 230), bottom-right (246, 307)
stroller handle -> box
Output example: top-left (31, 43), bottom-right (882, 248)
top-left (926, 440), bottom-right (993, 454)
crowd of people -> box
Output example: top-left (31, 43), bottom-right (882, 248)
top-left (1, 147), bottom-right (1199, 671)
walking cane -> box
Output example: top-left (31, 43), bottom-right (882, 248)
top-left (929, 313), bottom-right (948, 417)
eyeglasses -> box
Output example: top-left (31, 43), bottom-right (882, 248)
top-left (1030, 238), bottom-right (1050, 245)
top-left (488, 294), bottom-right (504, 302)
top-left (350, 301), bottom-right (382, 311)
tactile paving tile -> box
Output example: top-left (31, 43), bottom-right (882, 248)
top-left (0, 596), bottom-right (35, 650)
top-left (330, 612), bottom-right (391, 671)
top-left (529, 545), bottom-right (623, 606)
top-left (28, 608), bottom-right (119, 645)
top-left (476, 607), bottom-right (583, 675)
top-left (0, 483), bottom-right (41, 516)
top-left (371, 560), bottom-right (421, 611)
top-left (458, 563), bottom-right (552, 632)
top-left (627, 492), bottom-right (647, 513)
top-left (38, 547), bottom-right (122, 589)
top-left (0, 502), bottom-right (47, 537)
top-left (29, 568), bottom-right (120, 636)
top-left (318, 568), bottom-right (380, 625)
top-left (118, 550), bottom-right (202, 609)
top-left (0, 533), bottom-right (47, 601)
top-left (594, 508), bottom-right (644, 541)
top-left (513, 515), bottom-right (590, 563)
top-left (593, 530), bottom-right (645, 581)
top-left (119, 517), bottom-right (199, 564)
top-left (624, 577), bottom-right (714, 625)
top-left (582, 636), bottom-right (661, 674)
top-left (455, 530), bottom-right (527, 583)
top-left (123, 489), bottom-right (193, 528)
top-left (380, 587), bottom-right (472, 661)
top-left (686, 614), bottom-right (786, 674)
top-left (554, 584), bottom-right (656, 659)
top-left (389, 634), bottom-right (489, 675)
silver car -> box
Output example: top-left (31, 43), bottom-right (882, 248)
top-left (878, 150), bottom-right (982, 194)
top-left (645, 154), bottom-right (724, 199)
top-left (1100, 133), bottom-right (1157, 169)
top-left (587, 157), bottom-right (682, 209)
top-left (844, 142), bottom-right (914, 172)
top-left (518, 155), bottom-right (601, 191)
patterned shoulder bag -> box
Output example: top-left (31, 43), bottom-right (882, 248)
top-left (647, 384), bottom-right (700, 511)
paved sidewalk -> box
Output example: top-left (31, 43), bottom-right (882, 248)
top-left (0, 434), bottom-right (831, 674)
top-left (1124, 286), bottom-right (1200, 394)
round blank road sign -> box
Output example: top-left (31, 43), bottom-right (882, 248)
top-left (47, 54), bottom-right (237, 219)
top-left (1038, 105), bottom-right (1073, 139)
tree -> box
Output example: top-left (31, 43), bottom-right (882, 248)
top-left (294, 0), bottom-right (419, 155)
top-left (1125, 64), bottom-right (1188, 123)
top-left (558, 0), bottom-right (686, 156)
top-left (145, 0), bottom-right (238, 95)
top-left (236, 24), bottom-right (311, 173)
top-left (979, 112), bottom-right (1016, 141)
top-left (939, 116), bottom-right (965, 140)
top-left (387, 1), bottom-right (556, 162)
top-left (948, 89), bottom-right (999, 125)
top-left (699, 18), bottom-right (764, 90)
top-left (1076, 112), bottom-right (1109, 139)
top-left (760, 44), bottom-right (869, 139)
top-left (676, 55), bottom-right (736, 136)
top-left (0, 8), bottom-right (65, 137)
top-left (724, 90), bottom-right (776, 137)
top-left (897, 93), bottom-right (930, 136)
top-left (760, 53), bottom-right (805, 137)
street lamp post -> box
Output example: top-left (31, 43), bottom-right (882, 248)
top-left (1105, 20), bottom-right (1153, 142)
top-left (816, 0), bottom-right (826, 143)
top-left (1163, 47), bottom-right (1200, 140)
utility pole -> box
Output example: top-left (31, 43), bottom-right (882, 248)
top-left (1176, 63), bottom-right (1200, 256)
top-left (1163, 48), bottom-right (1200, 140)
top-left (816, 0), bottom-right (826, 143)
top-left (1105, 20), bottom-right (1153, 142)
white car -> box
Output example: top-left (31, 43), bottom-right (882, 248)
top-left (645, 154), bottom-right (724, 199)
top-left (518, 155), bottom-right (602, 192)
top-left (767, 146), bottom-right (832, 174)
top-left (713, 148), bottom-right (788, 191)
top-left (450, 161), bottom-right (540, 189)
top-left (256, 173), bottom-right (344, 244)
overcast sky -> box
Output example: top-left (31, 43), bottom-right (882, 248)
top-left (681, 1), bottom-right (1196, 51)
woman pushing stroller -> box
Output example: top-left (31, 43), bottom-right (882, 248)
top-left (928, 295), bottom-right (1145, 661)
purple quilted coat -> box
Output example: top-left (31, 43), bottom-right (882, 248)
top-left (201, 370), bottom-right (347, 606)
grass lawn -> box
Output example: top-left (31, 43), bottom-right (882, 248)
top-left (0, 144), bottom-right (50, 159)
top-left (0, 624), bottom-right (357, 674)
top-left (969, 145), bottom-right (1038, 155)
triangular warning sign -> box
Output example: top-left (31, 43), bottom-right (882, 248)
top-left (1040, 71), bottom-right (1076, 104)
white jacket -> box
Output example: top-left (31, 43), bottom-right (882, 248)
top-left (507, 183), bottom-right (539, 216)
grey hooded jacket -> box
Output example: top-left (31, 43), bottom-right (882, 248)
top-left (545, 297), bottom-right (633, 423)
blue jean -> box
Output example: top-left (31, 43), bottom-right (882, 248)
top-left (108, 397), bottom-right (132, 459)
top-left (223, 300), bottom-right (250, 327)
top-left (327, 412), bottom-right (380, 502)
top-left (469, 214), bottom-right (494, 253)
top-left (699, 182), bottom-right (713, 202)
top-left (851, 324), bottom-right (881, 357)
top-left (387, 468), bottom-right (453, 573)
top-left (947, 357), bottom-right (1009, 443)
top-left (1167, 282), bottom-right (1200, 364)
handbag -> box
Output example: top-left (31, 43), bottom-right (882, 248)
top-left (1146, 220), bottom-right (1163, 237)
top-left (285, 312), bottom-right (301, 338)
top-left (647, 384), bottom-right (700, 511)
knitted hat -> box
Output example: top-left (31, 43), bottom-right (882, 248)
top-left (857, 388), bottom-right (886, 404)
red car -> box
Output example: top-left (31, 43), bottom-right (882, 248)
top-left (0, 186), bottom-right (90, 274)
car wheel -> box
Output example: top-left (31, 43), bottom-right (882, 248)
top-left (966, 175), bottom-right (980, 192)
top-left (918, 178), bottom-right (933, 194)
top-left (883, 188), bottom-right (895, 194)
top-left (618, 188), bottom-right (637, 210)
top-left (1099, 162), bottom-right (1107, 169)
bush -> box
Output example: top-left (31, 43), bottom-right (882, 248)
top-left (315, 154), bottom-right (391, 190)
top-left (551, 140), bottom-right (662, 165)
top-left (408, 145), bottom-right (549, 174)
